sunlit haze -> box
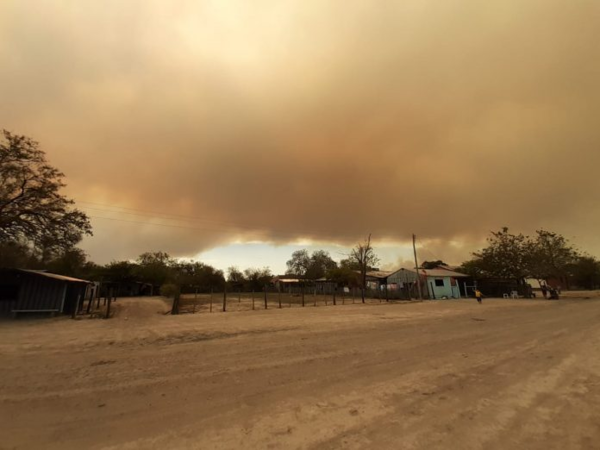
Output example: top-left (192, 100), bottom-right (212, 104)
top-left (2, 0), bottom-right (599, 270)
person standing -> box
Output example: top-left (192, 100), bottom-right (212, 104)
top-left (475, 289), bottom-right (483, 304)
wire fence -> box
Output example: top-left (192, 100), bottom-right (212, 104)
top-left (176, 286), bottom-right (417, 314)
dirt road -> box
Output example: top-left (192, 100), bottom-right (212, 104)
top-left (1, 296), bottom-right (600, 449)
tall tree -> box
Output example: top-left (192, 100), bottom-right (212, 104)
top-left (227, 266), bottom-right (246, 284)
top-left (244, 267), bottom-right (272, 291)
top-left (286, 249), bottom-right (337, 280)
top-left (306, 250), bottom-right (337, 280)
top-left (46, 248), bottom-right (88, 278)
top-left (135, 251), bottom-right (174, 290)
top-left (0, 130), bottom-right (91, 260)
top-left (527, 230), bottom-right (578, 286)
top-left (349, 234), bottom-right (379, 303)
top-left (472, 227), bottom-right (530, 279)
top-left (569, 256), bottom-right (600, 290)
top-left (286, 249), bottom-right (311, 277)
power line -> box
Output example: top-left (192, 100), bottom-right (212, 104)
top-left (87, 215), bottom-right (327, 242)
top-left (77, 199), bottom-right (342, 240)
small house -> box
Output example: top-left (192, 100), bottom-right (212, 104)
top-left (387, 267), bottom-right (469, 299)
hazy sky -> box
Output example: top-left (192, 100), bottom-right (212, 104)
top-left (1, 1), bottom-right (599, 273)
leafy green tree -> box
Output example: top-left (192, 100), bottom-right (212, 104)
top-left (326, 266), bottom-right (360, 288)
top-left (569, 256), bottom-right (600, 289)
top-left (0, 130), bottom-right (91, 260)
top-left (527, 230), bottom-right (578, 285)
top-left (306, 250), bottom-right (337, 280)
top-left (103, 260), bottom-right (139, 284)
top-left (135, 251), bottom-right (174, 289)
top-left (227, 266), bottom-right (246, 284)
top-left (472, 227), bottom-right (530, 279)
top-left (0, 242), bottom-right (39, 268)
top-left (286, 249), bottom-right (338, 280)
top-left (286, 249), bottom-right (311, 277)
top-left (339, 257), bottom-right (361, 271)
top-left (46, 248), bottom-right (88, 278)
top-left (244, 267), bottom-right (272, 291)
top-left (173, 261), bottom-right (225, 292)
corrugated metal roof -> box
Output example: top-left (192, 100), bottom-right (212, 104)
top-left (421, 268), bottom-right (469, 278)
top-left (389, 268), bottom-right (469, 278)
top-left (366, 270), bottom-right (394, 279)
top-left (18, 269), bottom-right (91, 284)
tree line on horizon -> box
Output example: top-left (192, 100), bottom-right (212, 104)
top-left (2, 129), bottom-right (600, 293)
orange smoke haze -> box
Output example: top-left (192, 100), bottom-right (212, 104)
top-left (1, 1), bottom-right (599, 263)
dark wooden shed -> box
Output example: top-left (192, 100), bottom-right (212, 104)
top-left (0, 269), bottom-right (91, 316)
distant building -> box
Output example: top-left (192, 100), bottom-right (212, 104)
top-left (364, 271), bottom-right (394, 290)
top-left (0, 269), bottom-right (92, 316)
top-left (272, 275), bottom-right (303, 293)
top-left (387, 267), bottom-right (469, 299)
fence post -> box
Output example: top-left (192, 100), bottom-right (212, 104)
top-left (301, 282), bottom-right (305, 307)
top-left (105, 288), bottom-right (112, 319)
top-left (210, 288), bottom-right (213, 313)
top-left (264, 285), bottom-right (268, 310)
top-left (252, 290), bottom-right (255, 310)
top-left (278, 288), bottom-right (282, 309)
top-left (222, 286), bottom-right (227, 312)
top-left (86, 287), bottom-right (94, 314)
top-left (333, 287), bottom-right (336, 306)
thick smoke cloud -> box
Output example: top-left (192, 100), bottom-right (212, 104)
top-left (1, 0), bottom-right (599, 263)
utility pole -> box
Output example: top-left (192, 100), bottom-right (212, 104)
top-left (413, 234), bottom-right (423, 300)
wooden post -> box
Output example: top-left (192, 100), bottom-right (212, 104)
top-left (171, 292), bottom-right (180, 315)
top-left (210, 288), bottom-right (213, 313)
top-left (238, 288), bottom-right (241, 303)
top-left (278, 289), bottom-right (282, 309)
top-left (86, 286), bottom-right (94, 314)
top-left (385, 283), bottom-right (389, 302)
top-left (96, 284), bottom-right (101, 309)
top-left (301, 282), bottom-right (305, 307)
top-left (333, 287), bottom-right (336, 306)
top-left (71, 293), bottom-right (79, 319)
top-left (264, 285), bottom-right (268, 309)
top-left (252, 290), bottom-right (255, 310)
top-left (413, 234), bottom-right (423, 300)
top-left (314, 287), bottom-right (317, 307)
top-left (352, 287), bottom-right (355, 304)
top-left (222, 286), bottom-right (227, 312)
top-left (105, 288), bottom-right (112, 319)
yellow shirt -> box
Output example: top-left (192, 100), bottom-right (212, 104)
top-left (475, 290), bottom-right (482, 297)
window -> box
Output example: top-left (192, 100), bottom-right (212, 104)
top-left (434, 279), bottom-right (445, 287)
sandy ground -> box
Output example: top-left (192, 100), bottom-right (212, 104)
top-left (1, 294), bottom-right (600, 450)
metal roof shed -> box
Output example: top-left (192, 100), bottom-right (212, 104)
top-left (0, 269), bottom-right (91, 316)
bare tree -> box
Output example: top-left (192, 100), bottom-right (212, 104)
top-left (349, 234), bottom-right (379, 303)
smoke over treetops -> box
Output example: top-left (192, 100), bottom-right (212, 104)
top-left (1, 0), bottom-right (599, 264)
